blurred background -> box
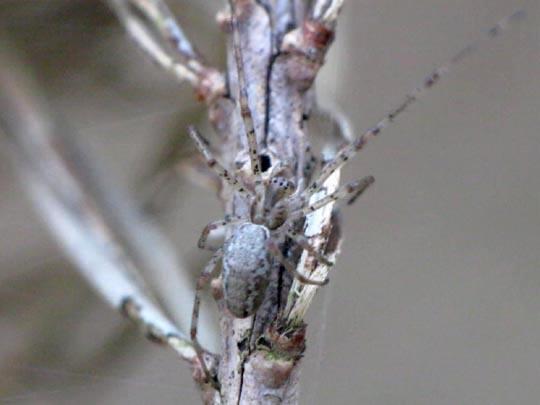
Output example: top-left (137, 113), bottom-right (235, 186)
top-left (1, 0), bottom-right (539, 404)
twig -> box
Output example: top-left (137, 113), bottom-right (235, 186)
top-left (0, 42), bottom-right (206, 369)
top-left (107, 0), bottom-right (226, 103)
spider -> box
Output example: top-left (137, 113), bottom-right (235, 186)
top-left (187, 1), bottom-right (378, 380)
top-left (187, 3), bottom-right (524, 384)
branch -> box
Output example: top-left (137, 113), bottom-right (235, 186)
top-left (0, 42), bottom-right (210, 369)
top-left (280, 0), bottom-right (342, 91)
top-left (107, 0), bottom-right (226, 103)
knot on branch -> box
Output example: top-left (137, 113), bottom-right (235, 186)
top-left (247, 351), bottom-right (296, 389)
top-left (191, 351), bottom-right (220, 387)
top-left (195, 68), bottom-right (227, 104)
top-left (282, 20), bottom-right (335, 91)
top-left (257, 320), bottom-right (307, 361)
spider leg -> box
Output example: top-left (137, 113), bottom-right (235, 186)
top-left (346, 175), bottom-right (376, 205)
top-left (190, 249), bottom-right (223, 388)
top-left (198, 216), bottom-right (243, 250)
top-left (303, 10), bottom-right (525, 197)
top-left (286, 175), bottom-right (375, 222)
top-left (189, 126), bottom-right (251, 197)
top-left (268, 240), bottom-right (328, 286)
top-left (228, 0), bottom-right (263, 184)
top-left (284, 228), bottom-right (334, 267)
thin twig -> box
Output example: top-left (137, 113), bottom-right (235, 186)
top-left (0, 42), bottom-right (202, 366)
top-left (107, 0), bottom-right (226, 103)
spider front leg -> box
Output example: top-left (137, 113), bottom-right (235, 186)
top-left (272, 176), bottom-right (375, 269)
top-left (302, 11), bottom-right (525, 197)
top-left (198, 216), bottom-right (243, 250)
top-left (189, 126), bottom-right (251, 197)
top-left (190, 249), bottom-right (223, 388)
top-left (286, 175), bottom-right (375, 222)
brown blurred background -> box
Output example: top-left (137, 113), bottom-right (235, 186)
top-left (1, 0), bottom-right (539, 404)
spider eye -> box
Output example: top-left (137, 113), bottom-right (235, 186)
top-left (260, 154), bottom-right (271, 172)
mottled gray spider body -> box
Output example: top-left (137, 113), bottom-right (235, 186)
top-left (222, 222), bottom-right (271, 318)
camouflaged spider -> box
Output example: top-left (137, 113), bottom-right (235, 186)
top-left (187, 1), bottom-right (377, 378)
top-left (188, 3), bottom-right (524, 382)
top-left (188, 123), bottom-right (374, 373)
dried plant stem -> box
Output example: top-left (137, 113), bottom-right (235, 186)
top-left (0, 42), bottom-right (208, 370)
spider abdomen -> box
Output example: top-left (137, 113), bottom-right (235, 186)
top-left (222, 223), bottom-right (271, 318)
